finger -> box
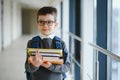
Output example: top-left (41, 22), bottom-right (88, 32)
top-left (39, 55), bottom-right (43, 59)
top-left (44, 61), bottom-right (48, 63)
top-left (36, 51), bottom-right (42, 60)
top-left (35, 50), bottom-right (40, 56)
top-left (35, 51), bottom-right (38, 58)
top-left (35, 53), bottom-right (40, 61)
top-left (28, 57), bottom-right (30, 63)
top-left (37, 51), bottom-right (40, 56)
top-left (28, 57), bottom-right (32, 63)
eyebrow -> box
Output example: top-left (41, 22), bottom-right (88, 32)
top-left (38, 19), bottom-right (55, 21)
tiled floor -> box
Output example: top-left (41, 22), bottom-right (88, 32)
top-left (0, 35), bottom-right (72, 80)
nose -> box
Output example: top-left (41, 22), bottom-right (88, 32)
top-left (43, 22), bottom-right (48, 27)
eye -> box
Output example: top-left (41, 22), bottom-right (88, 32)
top-left (48, 21), bottom-right (55, 24)
top-left (47, 21), bottom-right (51, 24)
top-left (39, 21), bottom-right (44, 24)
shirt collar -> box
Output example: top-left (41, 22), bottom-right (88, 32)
top-left (39, 33), bottom-right (55, 39)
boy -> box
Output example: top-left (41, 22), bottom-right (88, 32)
top-left (25, 6), bottom-right (70, 80)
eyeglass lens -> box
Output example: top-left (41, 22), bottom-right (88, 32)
top-left (38, 20), bottom-right (55, 26)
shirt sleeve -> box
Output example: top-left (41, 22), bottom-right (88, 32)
top-left (48, 41), bottom-right (70, 73)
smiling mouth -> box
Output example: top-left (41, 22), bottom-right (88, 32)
top-left (42, 29), bottom-right (49, 31)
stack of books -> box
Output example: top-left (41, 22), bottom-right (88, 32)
top-left (27, 48), bottom-right (63, 64)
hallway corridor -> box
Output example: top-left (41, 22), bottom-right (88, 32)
top-left (0, 35), bottom-right (31, 80)
top-left (0, 35), bottom-right (71, 80)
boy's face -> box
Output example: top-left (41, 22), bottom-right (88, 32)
top-left (36, 14), bottom-right (58, 36)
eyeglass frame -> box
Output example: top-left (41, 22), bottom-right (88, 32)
top-left (37, 20), bottom-right (56, 26)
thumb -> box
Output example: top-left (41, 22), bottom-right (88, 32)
top-left (28, 57), bottom-right (32, 64)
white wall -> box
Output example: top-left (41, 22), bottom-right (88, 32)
top-left (81, 0), bottom-right (94, 80)
top-left (62, 0), bottom-right (69, 50)
top-left (52, 3), bottom-right (61, 38)
top-left (12, 1), bottom-right (22, 40)
top-left (2, 0), bottom-right (22, 49)
top-left (3, 0), bottom-right (12, 48)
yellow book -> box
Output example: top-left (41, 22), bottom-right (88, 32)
top-left (27, 48), bottom-right (63, 64)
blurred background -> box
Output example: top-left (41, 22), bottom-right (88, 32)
top-left (0, 0), bottom-right (120, 80)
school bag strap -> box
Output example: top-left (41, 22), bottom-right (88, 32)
top-left (31, 36), bottom-right (62, 49)
top-left (31, 36), bottom-right (41, 48)
top-left (53, 36), bottom-right (62, 49)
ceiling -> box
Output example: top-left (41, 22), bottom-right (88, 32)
top-left (16, 0), bottom-right (62, 9)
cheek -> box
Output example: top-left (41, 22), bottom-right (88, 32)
top-left (49, 27), bottom-right (54, 31)
top-left (51, 25), bottom-right (56, 29)
top-left (37, 27), bottom-right (42, 31)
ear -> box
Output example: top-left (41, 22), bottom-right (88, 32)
top-left (54, 22), bottom-right (58, 28)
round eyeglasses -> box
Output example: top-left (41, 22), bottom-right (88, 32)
top-left (37, 20), bottom-right (55, 26)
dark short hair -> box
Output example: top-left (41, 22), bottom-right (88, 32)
top-left (37, 6), bottom-right (57, 21)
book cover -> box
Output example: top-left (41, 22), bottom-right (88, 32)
top-left (27, 48), bottom-right (63, 64)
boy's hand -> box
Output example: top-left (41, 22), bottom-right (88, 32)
top-left (28, 51), bottom-right (43, 67)
top-left (41, 61), bottom-right (52, 68)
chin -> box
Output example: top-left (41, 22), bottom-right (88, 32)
top-left (43, 33), bottom-right (51, 36)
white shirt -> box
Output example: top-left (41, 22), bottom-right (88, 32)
top-left (39, 33), bottom-right (55, 39)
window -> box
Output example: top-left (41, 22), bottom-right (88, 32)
top-left (109, 0), bottom-right (120, 80)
